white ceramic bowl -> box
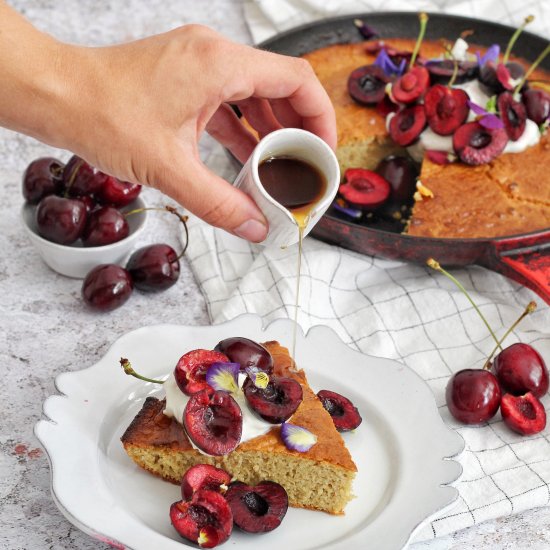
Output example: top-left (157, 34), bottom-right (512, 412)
top-left (21, 196), bottom-right (148, 279)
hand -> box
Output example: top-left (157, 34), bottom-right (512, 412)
top-left (1, 14), bottom-right (336, 242)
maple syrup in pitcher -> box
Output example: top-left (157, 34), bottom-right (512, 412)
top-left (258, 156), bottom-right (327, 357)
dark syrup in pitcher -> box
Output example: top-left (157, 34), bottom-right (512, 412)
top-left (258, 156), bottom-right (326, 359)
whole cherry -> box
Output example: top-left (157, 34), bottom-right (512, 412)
top-left (22, 157), bottom-right (65, 204)
top-left (493, 343), bottom-right (548, 398)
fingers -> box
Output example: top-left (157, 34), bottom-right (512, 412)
top-left (226, 49), bottom-right (337, 150)
top-left (159, 143), bottom-right (268, 242)
top-left (206, 104), bottom-right (258, 164)
top-left (235, 97), bottom-right (283, 139)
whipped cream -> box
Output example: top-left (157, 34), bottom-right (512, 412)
top-left (162, 372), bottom-right (273, 446)
top-left (398, 79), bottom-right (541, 161)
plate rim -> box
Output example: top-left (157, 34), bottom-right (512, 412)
top-left (34, 314), bottom-right (464, 550)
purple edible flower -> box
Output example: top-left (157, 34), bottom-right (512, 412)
top-left (280, 422), bottom-right (317, 453)
top-left (467, 100), bottom-right (505, 130)
top-left (206, 362), bottom-right (240, 393)
top-left (354, 18), bottom-right (379, 40)
top-left (476, 44), bottom-right (500, 67)
top-left (333, 198), bottom-right (362, 220)
top-left (374, 48), bottom-right (406, 77)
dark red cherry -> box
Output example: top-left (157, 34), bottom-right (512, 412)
top-left (497, 92), bottom-right (527, 141)
top-left (35, 195), bottom-right (87, 245)
top-left (175, 349), bottom-right (230, 396)
top-left (126, 244), bottom-right (180, 291)
top-left (170, 489), bottom-right (233, 548)
top-left (181, 464), bottom-right (232, 501)
top-left (22, 157), bottom-right (65, 204)
top-left (96, 175), bottom-right (142, 207)
top-left (424, 85), bottom-right (469, 136)
top-left (479, 61), bottom-right (525, 95)
top-left (424, 59), bottom-right (478, 84)
top-left (523, 88), bottom-right (550, 125)
top-left (317, 389), bottom-right (362, 431)
top-left (339, 168), bottom-right (390, 210)
top-left (453, 121), bottom-right (508, 165)
top-left (62, 155), bottom-right (104, 197)
top-left (183, 388), bottom-right (243, 455)
top-left (493, 343), bottom-right (548, 398)
top-left (375, 156), bottom-right (418, 202)
top-left (348, 65), bottom-right (390, 105)
top-left (389, 105), bottom-right (427, 146)
top-left (446, 369), bottom-right (501, 424)
top-left (501, 392), bottom-right (546, 435)
top-left (214, 337), bottom-right (273, 375)
top-left (243, 375), bottom-right (303, 424)
top-left (81, 206), bottom-right (129, 247)
top-left (81, 264), bottom-right (133, 311)
top-left (225, 481), bottom-right (288, 533)
top-left (391, 66), bottom-right (430, 103)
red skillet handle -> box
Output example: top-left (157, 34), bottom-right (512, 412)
top-left (483, 235), bottom-right (550, 305)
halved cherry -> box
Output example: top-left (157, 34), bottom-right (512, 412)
top-left (181, 464), bottom-right (232, 501)
top-left (501, 392), bottom-right (546, 435)
top-left (424, 84), bottom-right (469, 135)
top-left (391, 66), bottom-right (430, 103)
top-left (175, 349), bottom-right (230, 395)
top-left (453, 121), bottom-right (508, 165)
top-left (389, 105), bottom-right (427, 146)
top-left (424, 59), bottom-right (478, 84)
top-left (347, 65), bottom-right (390, 105)
top-left (339, 168), bottom-right (390, 210)
top-left (497, 92), bottom-right (527, 141)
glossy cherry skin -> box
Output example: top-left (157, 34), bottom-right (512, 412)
top-left (81, 264), bottom-right (133, 311)
top-left (35, 195), bottom-right (87, 245)
top-left (62, 155), bottom-right (104, 197)
top-left (214, 337), bottom-right (273, 374)
top-left (126, 244), bottom-right (180, 291)
top-left (523, 88), bottom-right (550, 125)
top-left (96, 175), bottom-right (142, 207)
top-left (81, 206), bottom-right (129, 247)
top-left (22, 157), bottom-right (65, 204)
top-left (375, 156), bottom-right (418, 203)
top-left (446, 369), bottom-right (501, 424)
top-left (493, 343), bottom-right (549, 398)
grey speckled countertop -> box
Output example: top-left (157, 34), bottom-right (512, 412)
top-left (2, 1), bottom-right (550, 549)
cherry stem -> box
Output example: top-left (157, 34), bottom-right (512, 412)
top-left (514, 43), bottom-right (550, 95)
top-left (503, 15), bottom-right (534, 64)
top-left (426, 258), bottom-right (502, 350)
top-left (442, 43), bottom-right (459, 88)
top-left (63, 158), bottom-right (84, 198)
top-left (410, 12), bottom-right (429, 68)
top-left (482, 301), bottom-right (537, 369)
top-left (119, 357), bottom-right (164, 384)
top-left (124, 205), bottom-right (189, 261)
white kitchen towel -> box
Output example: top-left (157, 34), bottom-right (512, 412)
top-left (184, 1), bottom-right (550, 543)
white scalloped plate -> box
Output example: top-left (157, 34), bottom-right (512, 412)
top-left (35, 315), bottom-right (464, 550)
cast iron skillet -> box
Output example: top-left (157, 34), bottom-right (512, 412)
top-left (257, 12), bottom-right (550, 304)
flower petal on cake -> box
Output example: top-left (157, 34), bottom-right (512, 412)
top-left (244, 366), bottom-right (270, 389)
top-left (280, 423), bottom-right (317, 453)
top-left (333, 198), bottom-right (363, 220)
top-left (476, 44), bottom-right (500, 67)
top-left (479, 114), bottom-right (505, 130)
top-left (206, 362), bottom-right (240, 393)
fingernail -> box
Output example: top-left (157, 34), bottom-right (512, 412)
top-left (234, 219), bottom-right (268, 242)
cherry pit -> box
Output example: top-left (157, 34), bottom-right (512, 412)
top-left (428, 259), bottom-right (548, 436)
top-left (22, 154), bottom-right (188, 312)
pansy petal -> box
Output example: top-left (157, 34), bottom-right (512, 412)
top-left (467, 100), bottom-right (488, 116)
top-left (333, 199), bottom-right (363, 220)
top-left (280, 423), bottom-right (317, 453)
top-left (206, 362), bottom-right (240, 393)
top-left (477, 44), bottom-right (500, 67)
top-left (479, 114), bottom-right (505, 129)
top-left (244, 366), bottom-right (270, 389)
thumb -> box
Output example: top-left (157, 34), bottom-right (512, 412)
top-left (161, 155), bottom-right (268, 243)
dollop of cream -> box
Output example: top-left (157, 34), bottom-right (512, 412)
top-left (400, 79), bottom-right (541, 161)
top-left (162, 372), bottom-right (273, 445)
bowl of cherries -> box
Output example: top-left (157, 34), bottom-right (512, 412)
top-left (429, 259), bottom-right (548, 436)
top-left (21, 155), bottom-right (146, 278)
